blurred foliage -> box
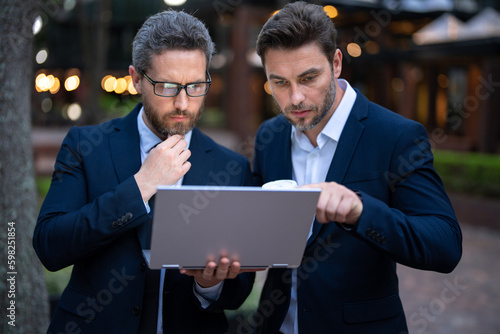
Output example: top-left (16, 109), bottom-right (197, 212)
top-left (433, 150), bottom-right (500, 198)
top-left (100, 94), bottom-right (141, 119)
top-left (44, 267), bottom-right (73, 296)
top-left (199, 107), bottom-right (227, 128)
top-left (36, 176), bottom-right (52, 199)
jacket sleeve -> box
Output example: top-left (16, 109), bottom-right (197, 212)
top-left (33, 127), bottom-right (149, 271)
top-left (353, 122), bottom-right (462, 273)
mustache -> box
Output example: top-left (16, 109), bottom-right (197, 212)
top-left (166, 109), bottom-right (189, 117)
top-left (284, 103), bottom-right (317, 113)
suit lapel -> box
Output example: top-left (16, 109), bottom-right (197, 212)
top-left (267, 116), bottom-right (293, 182)
top-left (182, 127), bottom-right (214, 185)
top-left (109, 104), bottom-right (142, 184)
top-left (109, 104), bottom-right (147, 248)
top-left (307, 91), bottom-right (368, 246)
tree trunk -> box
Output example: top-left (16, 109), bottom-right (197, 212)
top-left (0, 1), bottom-right (50, 333)
top-left (77, 0), bottom-right (113, 125)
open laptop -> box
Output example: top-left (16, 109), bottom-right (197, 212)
top-left (143, 185), bottom-right (321, 269)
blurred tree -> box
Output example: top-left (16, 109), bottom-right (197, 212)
top-left (0, 1), bottom-right (50, 333)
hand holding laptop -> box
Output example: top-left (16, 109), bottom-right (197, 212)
top-left (180, 257), bottom-right (264, 288)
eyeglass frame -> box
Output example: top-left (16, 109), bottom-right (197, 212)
top-left (141, 70), bottom-right (212, 97)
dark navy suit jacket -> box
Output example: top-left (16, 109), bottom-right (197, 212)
top-left (34, 104), bottom-right (254, 333)
top-left (252, 90), bottom-right (462, 333)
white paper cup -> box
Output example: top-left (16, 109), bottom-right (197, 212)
top-left (262, 179), bottom-right (298, 189)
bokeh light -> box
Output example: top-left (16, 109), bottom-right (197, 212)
top-left (164, 0), bottom-right (186, 6)
top-left (347, 43), bottom-right (362, 58)
top-left (324, 6), bottom-right (338, 18)
top-left (64, 75), bottom-right (80, 91)
top-left (67, 103), bottom-right (82, 121)
top-left (36, 50), bottom-right (48, 64)
top-left (33, 16), bottom-right (43, 35)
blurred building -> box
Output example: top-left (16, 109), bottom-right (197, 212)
top-left (32, 0), bottom-right (500, 174)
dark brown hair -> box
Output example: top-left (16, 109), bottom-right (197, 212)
top-left (256, 1), bottom-right (337, 66)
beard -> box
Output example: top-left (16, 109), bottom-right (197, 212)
top-left (276, 77), bottom-right (336, 131)
top-left (142, 98), bottom-right (204, 137)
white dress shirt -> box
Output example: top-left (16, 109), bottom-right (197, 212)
top-left (279, 79), bottom-right (357, 334)
top-left (136, 107), bottom-right (223, 333)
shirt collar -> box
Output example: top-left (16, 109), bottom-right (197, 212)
top-left (291, 79), bottom-right (357, 151)
top-left (137, 106), bottom-right (192, 154)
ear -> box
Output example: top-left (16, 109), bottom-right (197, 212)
top-left (129, 65), bottom-right (142, 94)
top-left (332, 49), bottom-right (342, 79)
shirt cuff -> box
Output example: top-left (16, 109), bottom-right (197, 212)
top-left (144, 201), bottom-right (151, 213)
top-left (193, 281), bottom-right (224, 309)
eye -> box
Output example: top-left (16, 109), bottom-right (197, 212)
top-left (158, 82), bottom-right (179, 95)
top-left (187, 83), bottom-right (201, 90)
top-left (301, 75), bottom-right (316, 83)
top-left (273, 80), bottom-right (287, 87)
top-left (162, 83), bottom-right (179, 90)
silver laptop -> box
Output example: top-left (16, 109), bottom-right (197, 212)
top-left (144, 185), bottom-right (321, 269)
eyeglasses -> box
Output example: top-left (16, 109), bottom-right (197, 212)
top-left (141, 71), bottom-right (211, 97)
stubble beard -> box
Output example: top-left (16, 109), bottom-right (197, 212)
top-left (277, 78), bottom-right (336, 131)
top-left (142, 99), bottom-right (204, 137)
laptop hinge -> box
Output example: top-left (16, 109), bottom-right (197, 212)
top-left (162, 264), bottom-right (180, 269)
top-left (272, 264), bottom-right (288, 268)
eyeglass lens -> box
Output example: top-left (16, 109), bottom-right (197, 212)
top-left (156, 82), bottom-right (210, 97)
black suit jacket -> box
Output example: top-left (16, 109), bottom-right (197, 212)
top-left (251, 90), bottom-right (462, 333)
top-left (34, 103), bottom-right (255, 333)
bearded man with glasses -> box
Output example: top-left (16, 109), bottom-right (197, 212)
top-left (34, 10), bottom-right (255, 334)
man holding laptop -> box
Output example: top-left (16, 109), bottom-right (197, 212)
top-left (33, 10), bottom-right (254, 334)
top-left (251, 2), bottom-right (462, 333)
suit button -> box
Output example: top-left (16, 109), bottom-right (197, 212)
top-left (140, 262), bottom-right (146, 272)
top-left (132, 305), bottom-right (141, 316)
top-left (365, 227), bottom-right (372, 237)
top-left (125, 212), bottom-right (133, 220)
top-left (112, 221), bottom-right (119, 228)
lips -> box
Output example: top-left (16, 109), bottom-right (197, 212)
top-left (170, 116), bottom-right (188, 121)
top-left (168, 113), bottom-right (189, 122)
top-left (291, 110), bottom-right (311, 118)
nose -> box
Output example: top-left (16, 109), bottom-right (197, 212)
top-left (289, 83), bottom-right (306, 106)
top-left (173, 89), bottom-right (189, 110)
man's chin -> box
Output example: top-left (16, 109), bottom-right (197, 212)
top-left (286, 117), bottom-right (314, 131)
top-left (165, 123), bottom-right (195, 136)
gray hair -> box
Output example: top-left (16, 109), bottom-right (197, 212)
top-left (132, 10), bottom-right (215, 73)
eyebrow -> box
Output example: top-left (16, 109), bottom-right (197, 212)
top-left (298, 68), bottom-right (323, 77)
top-left (161, 77), bottom-right (207, 84)
top-left (268, 67), bottom-right (323, 81)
